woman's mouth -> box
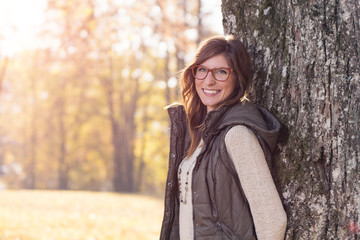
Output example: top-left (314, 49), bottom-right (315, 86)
top-left (203, 89), bottom-right (220, 95)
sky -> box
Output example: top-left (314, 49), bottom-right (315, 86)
top-left (202, 0), bottom-right (223, 35)
top-left (0, 0), bottom-right (46, 56)
top-left (0, 0), bottom-right (223, 56)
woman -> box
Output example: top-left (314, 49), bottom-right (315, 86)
top-left (160, 35), bottom-right (287, 240)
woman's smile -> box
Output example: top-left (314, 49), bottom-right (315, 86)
top-left (202, 88), bottom-right (220, 95)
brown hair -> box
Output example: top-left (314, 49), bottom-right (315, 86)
top-left (180, 35), bottom-right (253, 157)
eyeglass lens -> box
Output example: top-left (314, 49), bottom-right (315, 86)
top-left (194, 66), bottom-right (230, 81)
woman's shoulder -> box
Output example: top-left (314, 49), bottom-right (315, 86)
top-left (164, 102), bottom-right (184, 111)
top-left (224, 125), bottom-right (257, 147)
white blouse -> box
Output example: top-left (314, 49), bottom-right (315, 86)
top-left (178, 145), bottom-right (202, 240)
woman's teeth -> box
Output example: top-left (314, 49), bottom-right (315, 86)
top-left (204, 89), bottom-right (218, 94)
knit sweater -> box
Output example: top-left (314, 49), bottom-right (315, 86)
top-left (178, 125), bottom-right (287, 240)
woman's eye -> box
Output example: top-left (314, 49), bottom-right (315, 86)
top-left (216, 69), bottom-right (228, 75)
top-left (198, 67), bottom-right (207, 72)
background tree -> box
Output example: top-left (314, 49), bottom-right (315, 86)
top-left (222, 0), bottom-right (360, 239)
top-left (0, 32), bottom-right (10, 97)
top-left (0, 0), bottom-right (221, 194)
top-left (0, 56), bottom-right (8, 97)
top-left (44, 0), bottom-right (98, 190)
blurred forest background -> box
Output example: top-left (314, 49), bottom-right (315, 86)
top-left (0, 0), bottom-right (222, 196)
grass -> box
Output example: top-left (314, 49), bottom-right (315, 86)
top-left (0, 190), bottom-right (164, 240)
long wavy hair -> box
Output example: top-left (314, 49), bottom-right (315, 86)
top-left (180, 35), bottom-right (253, 157)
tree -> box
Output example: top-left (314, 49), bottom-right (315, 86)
top-left (0, 56), bottom-right (8, 97)
top-left (0, 0), bottom-right (218, 194)
top-left (25, 53), bottom-right (41, 189)
top-left (0, 33), bottom-right (10, 97)
top-left (222, 0), bottom-right (360, 239)
top-left (44, 0), bottom-right (98, 190)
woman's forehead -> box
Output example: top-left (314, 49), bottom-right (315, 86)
top-left (200, 54), bottom-right (230, 68)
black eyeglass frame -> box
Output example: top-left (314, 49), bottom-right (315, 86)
top-left (190, 65), bottom-right (233, 82)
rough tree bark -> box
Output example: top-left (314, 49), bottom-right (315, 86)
top-left (222, 0), bottom-right (359, 239)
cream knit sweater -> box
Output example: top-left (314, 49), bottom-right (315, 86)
top-left (178, 125), bottom-right (287, 240)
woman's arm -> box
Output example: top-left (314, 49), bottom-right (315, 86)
top-left (225, 125), bottom-right (287, 240)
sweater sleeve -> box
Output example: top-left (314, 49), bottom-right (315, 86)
top-left (225, 125), bottom-right (287, 240)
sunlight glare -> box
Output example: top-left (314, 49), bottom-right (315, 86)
top-left (156, 81), bottom-right (167, 90)
top-left (0, 0), bottom-right (46, 56)
top-left (131, 69), bottom-right (142, 79)
top-left (149, 5), bottom-right (161, 18)
top-left (122, 69), bottom-right (130, 78)
top-left (185, 28), bottom-right (198, 42)
top-left (40, 91), bottom-right (49, 100)
top-left (202, 0), bottom-right (223, 34)
top-left (143, 72), bottom-right (154, 82)
top-left (156, 41), bottom-right (168, 59)
top-left (167, 77), bottom-right (178, 89)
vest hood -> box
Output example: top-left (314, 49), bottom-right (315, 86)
top-left (203, 102), bottom-right (281, 154)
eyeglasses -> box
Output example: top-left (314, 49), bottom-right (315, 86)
top-left (191, 65), bottom-right (233, 82)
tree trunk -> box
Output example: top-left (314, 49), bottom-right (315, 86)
top-left (27, 74), bottom-right (38, 189)
top-left (135, 105), bottom-right (149, 192)
top-left (57, 92), bottom-right (68, 190)
top-left (196, 0), bottom-right (203, 45)
top-left (0, 57), bottom-right (9, 97)
top-left (165, 50), bottom-right (172, 104)
top-left (123, 74), bottom-right (139, 192)
top-left (222, 0), bottom-right (360, 239)
top-left (101, 73), bottom-right (128, 192)
top-left (112, 121), bottom-right (127, 192)
top-left (100, 54), bottom-right (139, 192)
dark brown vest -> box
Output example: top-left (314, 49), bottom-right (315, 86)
top-left (160, 102), bottom-right (281, 240)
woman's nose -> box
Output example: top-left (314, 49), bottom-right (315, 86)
top-left (204, 71), bottom-right (216, 85)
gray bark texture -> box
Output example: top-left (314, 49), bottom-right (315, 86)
top-left (222, 0), bottom-right (360, 239)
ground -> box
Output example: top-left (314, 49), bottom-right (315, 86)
top-left (0, 190), bottom-right (164, 240)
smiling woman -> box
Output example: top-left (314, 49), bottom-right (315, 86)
top-left (160, 36), bottom-right (287, 240)
top-left (0, 0), bottom-right (46, 56)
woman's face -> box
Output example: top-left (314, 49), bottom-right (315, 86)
top-left (195, 54), bottom-right (236, 113)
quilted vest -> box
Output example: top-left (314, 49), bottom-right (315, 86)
top-left (160, 102), bottom-right (281, 240)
